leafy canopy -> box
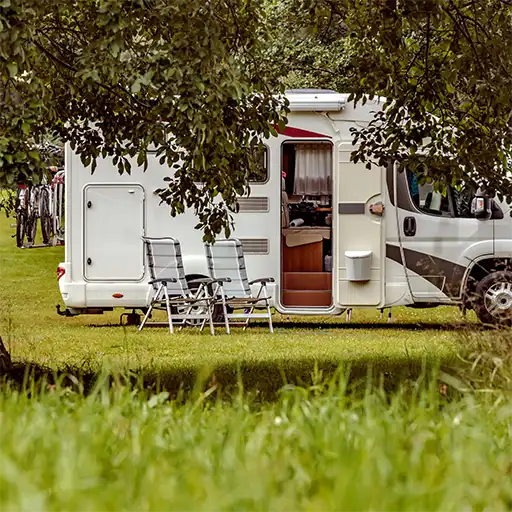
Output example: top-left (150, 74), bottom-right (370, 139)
top-left (2, 0), bottom-right (512, 240)
top-left (299, 0), bottom-right (512, 195)
top-left (0, 0), bottom-right (287, 241)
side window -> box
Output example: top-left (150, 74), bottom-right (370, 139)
top-left (406, 170), bottom-right (503, 219)
top-left (248, 144), bottom-right (268, 184)
top-left (406, 171), bottom-right (451, 217)
top-left (192, 144), bottom-right (268, 187)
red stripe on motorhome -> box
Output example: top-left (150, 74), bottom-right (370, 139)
top-left (277, 126), bottom-right (331, 139)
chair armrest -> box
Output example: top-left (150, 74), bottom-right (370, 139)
top-left (149, 277), bottom-right (177, 284)
top-left (212, 277), bottom-right (232, 283)
top-left (249, 277), bottom-right (275, 285)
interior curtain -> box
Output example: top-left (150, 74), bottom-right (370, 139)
top-left (293, 144), bottom-right (332, 196)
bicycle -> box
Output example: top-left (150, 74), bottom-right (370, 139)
top-left (14, 170), bottom-right (61, 247)
top-left (12, 141), bottom-right (64, 248)
top-left (50, 168), bottom-right (65, 245)
top-left (14, 184), bottom-right (33, 248)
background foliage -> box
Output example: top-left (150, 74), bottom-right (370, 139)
top-left (2, 0), bottom-right (512, 237)
top-left (0, 0), bottom-right (286, 241)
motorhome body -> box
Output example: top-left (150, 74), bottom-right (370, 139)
top-left (57, 89), bottom-right (512, 325)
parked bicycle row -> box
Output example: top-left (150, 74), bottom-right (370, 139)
top-left (14, 166), bottom-right (65, 248)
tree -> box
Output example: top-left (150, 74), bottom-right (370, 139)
top-left (259, 0), bottom-right (356, 92)
top-left (298, 0), bottom-right (512, 196)
top-left (0, 0), bottom-right (288, 242)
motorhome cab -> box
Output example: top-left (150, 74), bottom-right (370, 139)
top-left (56, 89), bottom-right (512, 326)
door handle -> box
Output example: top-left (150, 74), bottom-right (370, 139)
top-left (404, 216), bottom-right (416, 237)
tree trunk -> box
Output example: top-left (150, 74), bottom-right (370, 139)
top-left (0, 336), bottom-right (13, 374)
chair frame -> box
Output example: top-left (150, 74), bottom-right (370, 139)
top-left (205, 239), bottom-right (275, 334)
top-left (138, 237), bottom-right (217, 335)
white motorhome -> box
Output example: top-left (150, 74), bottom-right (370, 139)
top-left (56, 89), bottom-right (512, 326)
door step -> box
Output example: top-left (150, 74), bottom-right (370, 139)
top-left (283, 272), bottom-right (332, 291)
top-left (282, 290), bottom-right (332, 307)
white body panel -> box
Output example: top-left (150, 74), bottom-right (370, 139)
top-left (56, 91), bottom-right (512, 316)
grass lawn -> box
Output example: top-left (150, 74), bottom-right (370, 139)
top-left (1, 212), bottom-right (511, 512)
top-left (0, 214), bottom-right (473, 377)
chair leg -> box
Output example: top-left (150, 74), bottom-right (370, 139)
top-left (266, 298), bottom-right (274, 333)
top-left (163, 286), bottom-right (173, 334)
top-left (208, 303), bottom-right (215, 336)
top-left (138, 303), bottom-right (154, 332)
top-left (139, 283), bottom-right (162, 332)
top-left (261, 284), bottom-right (273, 333)
top-left (242, 305), bottom-right (254, 331)
top-left (219, 289), bottom-right (230, 335)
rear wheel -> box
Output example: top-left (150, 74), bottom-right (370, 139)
top-left (15, 212), bottom-right (26, 248)
top-left (40, 188), bottom-right (52, 244)
top-left (15, 189), bottom-right (27, 248)
top-left (473, 271), bottom-right (512, 326)
top-left (173, 277), bottom-right (229, 326)
top-left (25, 212), bottom-right (37, 245)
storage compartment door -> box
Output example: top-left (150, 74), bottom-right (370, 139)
top-left (335, 143), bottom-right (385, 306)
top-left (84, 184), bottom-right (145, 281)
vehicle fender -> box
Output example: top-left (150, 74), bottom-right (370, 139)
top-left (493, 239), bottom-right (512, 259)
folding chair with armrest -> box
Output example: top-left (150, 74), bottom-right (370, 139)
top-left (139, 236), bottom-right (216, 334)
top-left (204, 238), bottom-right (275, 334)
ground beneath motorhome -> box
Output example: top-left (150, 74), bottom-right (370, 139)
top-left (0, 214), bottom-right (478, 376)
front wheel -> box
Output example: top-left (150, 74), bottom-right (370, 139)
top-left (473, 271), bottom-right (512, 326)
top-left (39, 188), bottom-right (53, 244)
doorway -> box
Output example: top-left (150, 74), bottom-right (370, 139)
top-left (280, 141), bottom-right (333, 307)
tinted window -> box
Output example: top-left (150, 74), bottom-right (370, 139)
top-left (406, 170), bottom-right (501, 219)
top-left (406, 171), bottom-right (452, 217)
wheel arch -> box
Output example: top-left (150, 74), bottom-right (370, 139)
top-left (462, 256), bottom-right (512, 306)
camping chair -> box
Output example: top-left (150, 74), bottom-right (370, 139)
top-left (139, 237), bottom-right (215, 335)
top-left (204, 238), bottom-right (275, 334)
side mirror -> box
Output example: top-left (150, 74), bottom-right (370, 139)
top-left (471, 195), bottom-right (492, 220)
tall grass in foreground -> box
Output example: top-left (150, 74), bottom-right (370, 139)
top-left (1, 363), bottom-right (511, 512)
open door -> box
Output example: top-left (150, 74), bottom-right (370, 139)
top-left (280, 141), bottom-right (333, 307)
top-left (335, 143), bottom-right (385, 307)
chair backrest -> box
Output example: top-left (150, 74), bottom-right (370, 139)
top-left (142, 237), bottom-right (190, 297)
top-left (204, 238), bottom-right (251, 298)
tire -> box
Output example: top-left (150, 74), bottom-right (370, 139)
top-left (15, 212), bottom-right (25, 248)
top-left (25, 212), bottom-right (37, 245)
top-left (15, 189), bottom-right (27, 248)
top-left (25, 188), bottom-right (38, 245)
top-left (40, 188), bottom-right (52, 244)
top-left (473, 270), bottom-right (512, 326)
top-left (173, 277), bottom-right (229, 326)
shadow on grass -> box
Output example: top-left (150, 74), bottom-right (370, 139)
top-left (83, 320), bottom-right (485, 332)
top-left (3, 352), bottom-right (455, 402)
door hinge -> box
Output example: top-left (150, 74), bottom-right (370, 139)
top-left (369, 201), bottom-right (385, 216)
top-left (87, 201), bottom-right (92, 208)
top-left (87, 258), bottom-right (92, 265)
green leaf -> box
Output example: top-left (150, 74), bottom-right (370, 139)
top-left (131, 80), bottom-right (141, 94)
top-left (7, 62), bottom-right (18, 77)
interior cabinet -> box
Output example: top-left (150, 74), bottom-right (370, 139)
top-left (282, 239), bottom-right (323, 272)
